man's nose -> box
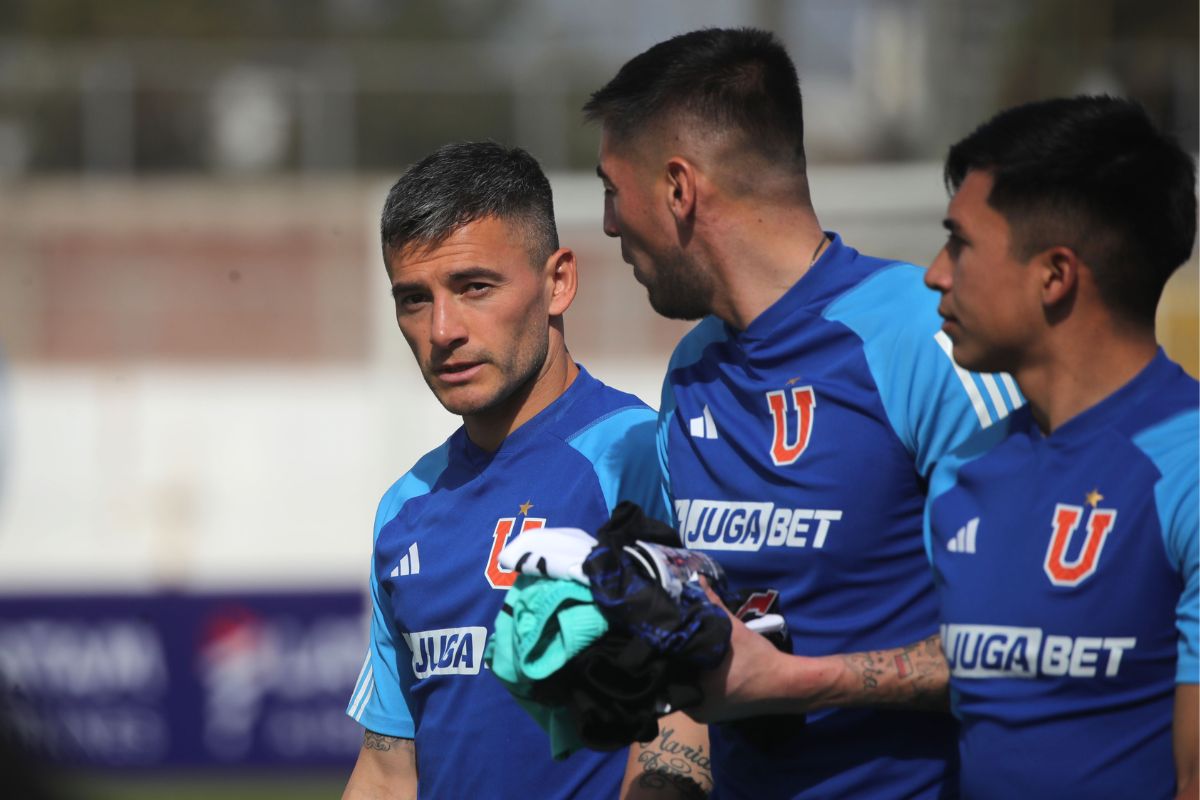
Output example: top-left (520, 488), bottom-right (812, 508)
top-left (430, 296), bottom-right (468, 349)
top-left (925, 249), bottom-right (952, 293)
top-left (602, 198), bottom-right (620, 238)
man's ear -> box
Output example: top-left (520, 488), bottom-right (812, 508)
top-left (545, 247), bottom-right (578, 316)
top-left (665, 157), bottom-right (698, 223)
top-left (1040, 245), bottom-right (1081, 308)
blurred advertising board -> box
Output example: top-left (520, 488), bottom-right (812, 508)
top-left (0, 591), bottom-right (365, 769)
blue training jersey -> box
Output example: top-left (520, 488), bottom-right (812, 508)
top-left (660, 233), bottom-right (1022, 799)
top-left (347, 366), bottom-right (667, 799)
top-left (926, 349), bottom-right (1199, 800)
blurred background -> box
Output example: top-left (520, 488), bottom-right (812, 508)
top-left (0, 1), bottom-right (1195, 797)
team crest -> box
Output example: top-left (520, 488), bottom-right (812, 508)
top-left (1043, 494), bottom-right (1117, 587)
top-left (766, 385), bottom-right (816, 466)
top-left (485, 503), bottom-right (545, 589)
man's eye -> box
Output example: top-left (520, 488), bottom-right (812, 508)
top-left (944, 233), bottom-right (965, 258)
top-left (397, 293), bottom-right (429, 310)
top-left (464, 283), bottom-right (492, 296)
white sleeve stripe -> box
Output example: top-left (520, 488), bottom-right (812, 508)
top-left (352, 652), bottom-right (371, 691)
top-left (352, 682), bottom-right (375, 722)
top-left (349, 665), bottom-right (374, 719)
top-left (350, 666), bottom-right (374, 719)
top-left (934, 331), bottom-right (993, 428)
top-left (1000, 372), bottom-right (1022, 406)
top-left (979, 373), bottom-right (1010, 421)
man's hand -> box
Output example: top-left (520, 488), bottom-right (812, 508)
top-left (688, 594), bottom-right (800, 722)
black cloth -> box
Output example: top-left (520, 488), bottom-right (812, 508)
top-left (530, 502), bottom-right (801, 752)
top-left (520, 502), bottom-right (727, 750)
top-left (531, 633), bottom-right (704, 751)
top-left (584, 502), bottom-right (732, 671)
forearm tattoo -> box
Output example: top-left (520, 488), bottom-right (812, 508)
top-left (841, 633), bottom-right (949, 710)
top-left (363, 730), bottom-right (414, 752)
top-left (631, 726), bottom-right (712, 798)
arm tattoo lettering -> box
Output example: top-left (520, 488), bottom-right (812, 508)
top-left (631, 726), bottom-right (712, 798)
top-left (841, 633), bottom-right (948, 710)
top-left (363, 730), bottom-right (414, 753)
top-left (633, 770), bottom-right (708, 800)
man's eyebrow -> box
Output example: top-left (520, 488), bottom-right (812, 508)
top-left (390, 266), bottom-right (507, 298)
top-left (390, 280), bottom-right (423, 299)
top-left (448, 266), bottom-right (506, 283)
top-left (595, 164), bottom-right (610, 182)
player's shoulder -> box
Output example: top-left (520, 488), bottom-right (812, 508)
top-left (555, 367), bottom-right (657, 452)
top-left (1131, 406), bottom-right (1198, 486)
top-left (823, 255), bottom-right (939, 334)
top-left (928, 407), bottom-right (1028, 501)
top-left (575, 367), bottom-right (654, 413)
top-left (374, 436), bottom-right (455, 538)
top-left (1125, 356), bottom-right (1199, 467)
top-left (1126, 380), bottom-right (1198, 563)
top-left (538, 367), bottom-right (664, 516)
top-left (815, 239), bottom-right (954, 379)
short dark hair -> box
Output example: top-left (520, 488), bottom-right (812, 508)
top-left (945, 95), bottom-right (1197, 324)
top-left (380, 141), bottom-right (559, 267)
top-left (583, 27), bottom-right (806, 173)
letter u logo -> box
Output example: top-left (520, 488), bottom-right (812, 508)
top-left (485, 517), bottom-right (545, 589)
top-left (1043, 503), bottom-right (1117, 587)
top-left (766, 386), bottom-right (816, 466)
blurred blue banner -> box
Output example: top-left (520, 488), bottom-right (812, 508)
top-left (0, 591), bottom-right (365, 769)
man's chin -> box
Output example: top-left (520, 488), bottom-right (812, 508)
top-left (421, 375), bottom-right (482, 414)
top-left (950, 342), bottom-right (1010, 376)
top-left (647, 287), bottom-right (708, 321)
top-left (432, 389), bottom-right (493, 417)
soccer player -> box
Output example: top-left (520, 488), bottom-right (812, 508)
top-left (341, 142), bottom-right (666, 799)
top-left (923, 96), bottom-right (1198, 799)
top-left (585, 27), bottom-right (1021, 799)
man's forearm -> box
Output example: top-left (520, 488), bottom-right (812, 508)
top-left (693, 621), bottom-right (950, 722)
top-left (1175, 683), bottom-right (1198, 799)
top-left (750, 634), bottom-right (949, 714)
top-left (622, 712), bottom-right (712, 799)
top-left (825, 633), bottom-right (950, 711)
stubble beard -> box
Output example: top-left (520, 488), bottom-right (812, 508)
top-left (643, 250), bottom-right (713, 321)
top-left (423, 328), bottom-right (550, 420)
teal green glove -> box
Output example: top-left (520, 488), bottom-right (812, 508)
top-left (485, 575), bottom-right (608, 759)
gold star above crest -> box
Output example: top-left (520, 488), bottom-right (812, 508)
top-left (518, 500), bottom-right (533, 516)
top-left (1085, 489), bottom-right (1104, 508)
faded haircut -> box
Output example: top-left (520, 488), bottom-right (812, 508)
top-left (583, 27), bottom-right (807, 175)
top-left (946, 95), bottom-right (1197, 325)
top-left (380, 141), bottom-right (559, 268)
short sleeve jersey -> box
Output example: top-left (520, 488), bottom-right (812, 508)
top-left (659, 233), bottom-right (1022, 799)
top-left (347, 366), bottom-right (667, 799)
top-left (926, 350), bottom-right (1199, 800)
